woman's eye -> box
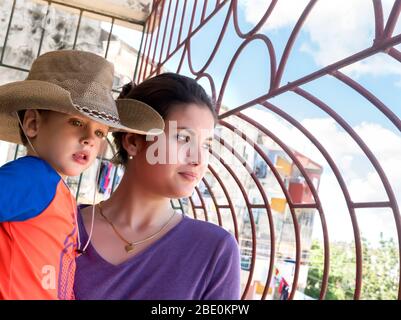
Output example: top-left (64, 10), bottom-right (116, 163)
top-left (70, 119), bottom-right (83, 127)
top-left (177, 134), bottom-right (190, 143)
top-left (202, 142), bottom-right (212, 150)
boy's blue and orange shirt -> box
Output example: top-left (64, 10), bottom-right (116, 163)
top-left (0, 156), bottom-right (77, 300)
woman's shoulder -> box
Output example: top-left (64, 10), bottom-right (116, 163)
top-left (181, 215), bottom-right (237, 246)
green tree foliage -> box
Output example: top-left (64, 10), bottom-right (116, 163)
top-left (305, 234), bottom-right (399, 300)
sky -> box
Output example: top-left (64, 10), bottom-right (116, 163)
top-left (69, 1), bottom-right (401, 245)
top-left (236, 0), bottom-right (401, 245)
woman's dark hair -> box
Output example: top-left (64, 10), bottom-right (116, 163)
top-left (113, 72), bottom-right (217, 166)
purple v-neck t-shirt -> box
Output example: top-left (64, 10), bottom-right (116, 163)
top-left (73, 207), bottom-right (241, 300)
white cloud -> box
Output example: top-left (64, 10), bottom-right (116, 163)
top-left (242, 109), bottom-right (401, 243)
top-left (239, 0), bottom-right (309, 32)
top-left (239, 0), bottom-right (401, 78)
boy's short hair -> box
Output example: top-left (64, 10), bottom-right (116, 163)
top-left (17, 109), bottom-right (49, 146)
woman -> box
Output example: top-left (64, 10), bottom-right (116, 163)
top-left (74, 73), bottom-right (241, 300)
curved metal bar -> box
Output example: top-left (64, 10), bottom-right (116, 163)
top-left (373, 0), bottom-right (384, 41)
top-left (176, 41), bottom-right (188, 74)
top-left (166, 0), bottom-right (179, 58)
top-left (228, 114), bottom-right (330, 300)
top-left (149, 0), bottom-right (167, 76)
top-left (216, 34), bottom-right (277, 114)
top-left (232, 0), bottom-right (277, 39)
top-left (219, 32), bottom-right (401, 120)
top-left (218, 121), bottom-right (288, 300)
top-left (137, 15), bottom-right (152, 83)
top-left (195, 185), bottom-right (209, 221)
top-left (387, 47), bottom-right (401, 63)
top-left (382, 0), bottom-right (401, 39)
top-left (208, 164), bottom-right (240, 241)
top-left (201, 177), bottom-right (224, 226)
top-left (177, 198), bottom-right (186, 215)
top-left (248, 100), bottom-right (368, 300)
top-left (331, 70), bottom-right (401, 131)
top-left (196, 72), bottom-right (218, 106)
top-left (272, 0), bottom-right (318, 90)
top-left (201, 0), bottom-right (208, 22)
top-left (294, 87), bottom-right (401, 299)
top-left (176, 0), bottom-right (187, 46)
top-left (188, 195), bottom-right (198, 219)
top-left (209, 147), bottom-right (257, 300)
top-left (146, 0), bottom-right (231, 79)
top-left (187, 1), bottom-right (233, 75)
top-left (141, 0), bottom-right (162, 81)
top-left (156, 0), bottom-right (173, 72)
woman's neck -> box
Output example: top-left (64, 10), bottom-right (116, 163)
top-left (101, 172), bottom-right (172, 230)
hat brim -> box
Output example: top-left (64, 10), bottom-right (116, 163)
top-left (115, 99), bottom-right (164, 135)
top-left (0, 80), bottom-right (164, 144)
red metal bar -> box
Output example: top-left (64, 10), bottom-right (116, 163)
top-left (156, 0), bottom-right (173, 74)
top-left (176, 42), bottom-right (188, 74)
top-left (166, 0), bottom-right (179, 58)
top-left (149, 0), bottom-right (167, 76)
top-left (232, 0), bottom-right (278, 39)
top-left (201, 178), bottom-right (224, 226)
top-left (142, 0), bottom-right (161, 81)
top-left (187, 1), bottom-right (232, 76)
top-left (208, 165), bottom-right (239, 241)
top-left (188, 195), bottom-right (198, 219)
top-left (388, 47), bottom-right (401, 63)
top-left (272, 0), bottom-right (318, 90)
top-left (201, 0), bottom-right (208, 22)
top-left (219, 32), bottom-right (401, 120)
top-left (196, 72), bottom-right (217, 106)
top-left (223, 116), bottom-right (329, 299)
top-left (140, 0), bottom-right (401, 301)
top-left (353, 201), bottom-right (392, 209)
top-left (382, 0), bottom-right (401, 39)
top-left (137, 17), bottom-right (151, 83)
top-left (216, 33), bottom-right (277, 114)
top-left (219, 121), bottom-right (300, 299)
top-left (292, 204), bottom-right (318, 209)
top-left (146, 0), bottom-right (231, 80)
top-left (237, 109), bottom-right (331, 300)
top-left (331, 70), bottom-right (401, 131)
top-left (373, 0), bottom-right (384, 41)
top-left (195, 185), bottom-right (209, 221)
top-left (209, 147), bottom-right (258, 300)
top-left (176, 0), bottom-right (187, 46)
top-left (294, 87), bottom-right (401, 299)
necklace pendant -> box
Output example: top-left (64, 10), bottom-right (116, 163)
top-left (125, 243), bottom-right (135, 253)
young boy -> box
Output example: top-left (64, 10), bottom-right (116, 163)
top-left (0, 50), bottom-right (164, 299)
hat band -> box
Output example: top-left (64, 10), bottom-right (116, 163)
top-left (74, 105), bottom-right (121, 124)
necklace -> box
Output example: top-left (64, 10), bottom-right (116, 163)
top-left (97, 201), bottom-right (176, 253)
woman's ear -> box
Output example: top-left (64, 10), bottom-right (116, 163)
top-left (122, 133), bottom-right (144, 156)
top-left (22, 109), bottom-right (43, 139)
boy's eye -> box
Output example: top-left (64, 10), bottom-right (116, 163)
top-left (177, 134), bottom-right (191, 143)
top-left (95, 130), bottom-right (106, 139)
top-left (70, 119), bottom-right (83, 127)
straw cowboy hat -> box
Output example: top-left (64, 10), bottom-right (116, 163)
top-left (0, 50), bottom-right (164, 145)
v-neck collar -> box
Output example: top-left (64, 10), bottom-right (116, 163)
top-left (77, 205), bottom-right (187, 268)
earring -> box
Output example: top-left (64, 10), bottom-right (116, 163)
top-left (128, 155), bottom-right (133, 160)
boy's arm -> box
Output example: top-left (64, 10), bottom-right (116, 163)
top-left (0, 156), bottom-right (60, 222)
